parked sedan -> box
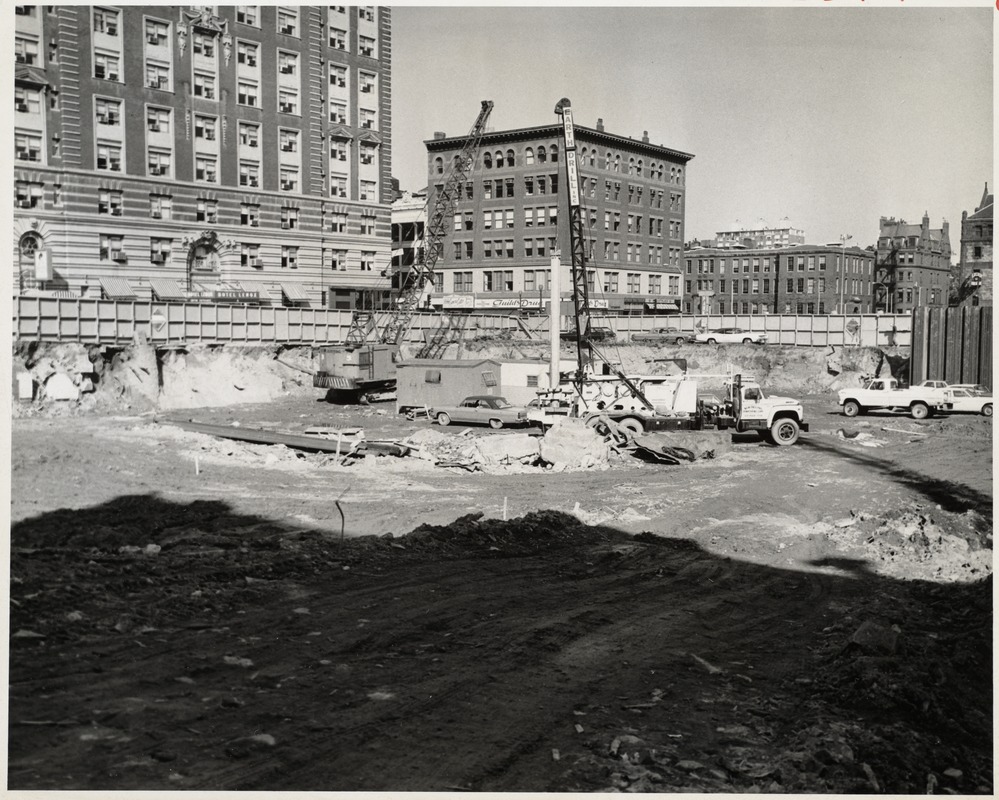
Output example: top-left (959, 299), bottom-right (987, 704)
top-left (561, 326), bottom-right (616, 342)
top-left (429, 395), bottom-right (529, 429)
top-left (631, 327), bottom-right (687, 344)
top-left (693, 328), bottom-right (768, 345)
top-left (944, 388), bottom-right (993, 416)
top-left (950, 383), bottom-right (991, 395)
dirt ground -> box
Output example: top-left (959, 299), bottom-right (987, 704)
top-left (7, 391), bottom-right (993, 793)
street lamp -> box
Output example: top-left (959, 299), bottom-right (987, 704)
top-left (826, 234), bottom-right (852, 314)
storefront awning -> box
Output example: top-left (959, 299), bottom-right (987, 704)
top-left (281, 283), bottom-right (310, 303)
top-left (149, 279), bottom-right (188, 302)
top-left (99, 277), bottom-right (137, 300)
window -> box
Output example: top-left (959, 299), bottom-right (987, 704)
top-left (279, 129), bottom-right (299, 153)
top-left (358, 215), bottom-right (375, 235)
top-left (278, 50), bottom-right (298, 75)
top-left (237, 41), bottom-right (258, 67)
top-left (360, 108), bottom-right (376, 129)
top-left (193, 72), bottom-right (216, 99)
top-left (277, 7), bottom-right (298, 36)
top-left (196, 199), bottom-right (218, 223)
top-left (281, 245), bottom-right (299, 269)
top-left (239, 122), bottom-right (260, 148)
top-left (99, 233), bottom-right (125, 262)
top-left (361, 252), bottom-right (375, 271)
top-left (193, 32), bottom-right (215, 57)
top-left (359, 35), bottom-right (376, 57)
top-left (14, 86), bottom-right (41, 115)
top-left (330, 102), bottom-right (347, 124)
top-left (360, 180), bottom-right (377, 201)
top-left (330, 138), bottom-right (348, 162)
top-left (15, 181), bottom-right (43, 209)
top-left (280, 168), bottom-right (299, 192)
top-left (94, 51), bottom-right (120, 81)
top-left (236, 6), bottom-right (258, 25)
top-left (145, 19), bottom-right (169, 46)
top-left (331, 175), bottom-right (347, 198)
top-left (359, 6), bottom-right (375, 22)
top-left (360, 143), bottom-right (377, 165)
top-left (194, 115), bottom-right (217, 142)
top-left (281, 207), bottom-right (299, 230)
top-left (239, 161), bottom-right (260, 187)
top-left (150, 238), bottom-right (172, 264)
top-left (241, 243), bottom-right (261, 267)
top-left (93, 7), bottom-right (119, 35)
top-left (237, 81), bottom-right (259, 107)
top-left (330, 27), bottom-right (347, 50)
top-left (330, 64), bottom-right (347, 89)
top-left (239, 203), bottom-right (260, 227)
top-left (95, 97), bottom-right (121, 126)
top-left (604, 272), bottom-right (619, 293)
top-left (537, 145), bottom-right (547, 164)
top-left (330, 249), bottom-right (347, 271)
top-left (627, 273), bottom-right (641, 293)
top-left (278, 89), bottom-right (298, 114)
top-left (150, 194), bottom-right (172, 220)
top-left (145, 61), bottom-right (170, 90)
top-left (147, 107), bottom-right (170, 133)
top-left (329, 212), bottom-right (347, 232)
top-left (95, 141), bottom-right (122, 171)
top-left (359, 71), bottom-right (376, 95)
top-left (97, 189), bottom-right (121, 217)
top-left (454, 272), bottom-right (473, 292)
top-left (195, 155), bottom-right (218, 183)
top-left (147, 149), bottom-right (171, 176)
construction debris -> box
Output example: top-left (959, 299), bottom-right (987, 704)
top-left (539, 419), bottom-right (610, 471)
top-left (629, 431), bottom-right (732, 464)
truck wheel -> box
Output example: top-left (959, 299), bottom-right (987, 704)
top-left (489, 418), bottom-right (504, 429)
top-left (618, 417), bottom-right (645, 436)
top-left (842, 400), bottom-right (861, 417)
top-left (910, 402), bottom-right (930, 420)
top-left (436, 412), bottom-right (451, 426)
top-left (769, 417), bottom-right (800, 446)
top-left (982, 404), bottom-right (992, 417)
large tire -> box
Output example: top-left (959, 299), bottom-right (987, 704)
top-left (706, 337), bottom-right (717, 345)
top-left (842, 399), bottom-right (861, 418)
top-left (436, 412), bottom-right (451, 426)
top-left (910, 402), bottom-right (930, 420)
top-left (982, 404), bottom-right (992, 417)
top-left (488, 418), bottom-right (503, 429)
top-left (674, 336), bottom-right (686, 344)
top-left (618, 417), bottom-right (645, 436)
top-left (769, 417), bottom-right (800, 446)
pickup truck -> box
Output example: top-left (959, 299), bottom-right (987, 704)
top-left (837, 378), bottom-right (953, 419)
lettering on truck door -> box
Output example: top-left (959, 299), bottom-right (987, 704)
top-left (740, 387), bottom-right (767, 421)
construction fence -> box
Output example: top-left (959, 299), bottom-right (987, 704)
top-left (909, 306), bottom-right (992, 387)
top-left (12, 294), bottom-right (913, 349)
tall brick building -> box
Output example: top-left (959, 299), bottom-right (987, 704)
top-left (13, 5), bottom-right (392, 308)
top-left (423, 121), bottom-right (692, 314)
top-left (874, 213), bottom-right (951, 313)
top-left (952, 183), bottom-right (993, 307)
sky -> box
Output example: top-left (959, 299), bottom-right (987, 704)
top-left (390, 4), bottom-right (993, 250)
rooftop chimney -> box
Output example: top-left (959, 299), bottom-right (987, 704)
top-left (433, 131), bottom-right (447, 140)
top-left (642, 130), bottom-right (649, 143)
top-left (596, 118), bottom-right (604, 132)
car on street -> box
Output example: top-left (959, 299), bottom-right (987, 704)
top-left (561, 326), bottom-right (616, 342)
top-left (631, 327), bottom-right (687, 344)
top-left (693, 328), bottom-right (768, 345)
top-left (943, 388), bottom-right (993, 416)
top-left (429, 395), bottom-right (529, 429)
top-left (950, 383), bottom-right (991, 395)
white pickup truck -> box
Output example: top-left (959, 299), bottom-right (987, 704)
top-left (837, 378), bottom-right (953, 419)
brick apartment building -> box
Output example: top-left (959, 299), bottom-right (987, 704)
top-left (874, 213), bottom-right (952, 313)
top-left (952, 183), bottom-right (993, 307)
top-left (13, 5), bottom-right (392, 308)
top-left (422, 120), bottom-right (693, 314)
top-left (682, 244), bottom-right (875, 315)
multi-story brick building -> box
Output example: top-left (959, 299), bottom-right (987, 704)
top-left (682, 244), bottom-right (875, 315)
top-left (873, 213), bottom-right (951, 313)
top-left (13, 5), bottom-right (392, 308)
top-left (952, 183), bottom-right (993, 307)
top-left (423, 120), bottom-right (692, 314)
top-left (712, 220), bottom-right (805, 250)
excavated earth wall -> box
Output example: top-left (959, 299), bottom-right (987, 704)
top-left (10, 338), bottom-right (909, 416)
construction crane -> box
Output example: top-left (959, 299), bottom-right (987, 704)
top-left (314, 100), bottom-right (494, 401)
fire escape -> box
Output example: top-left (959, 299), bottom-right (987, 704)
top-left (874, 245), bottom-right (899, 313)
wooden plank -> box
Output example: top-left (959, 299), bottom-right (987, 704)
top-left (161, 419), bottom-right (409, 455)
top-left (943, 307), bottom-right (964, 384)
top-left (909, 308), bottom-right (928, 384)
top-left (980, 307), bottom-right (993, 389)
top-left (962, 307), bottom-right (980, 384)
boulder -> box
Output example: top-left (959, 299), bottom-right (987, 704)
top-left (540, 419), bottom-right (609, 469)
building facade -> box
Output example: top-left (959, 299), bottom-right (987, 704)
top-left (389, 187), bottom-right (426, 292)
top-left (682, 244), bottom-right (875, 315)
top-left (13, 5), bottom-right (392, 308)
top-left (712, 219), bottom-right (805, 250)
top-left (423, 121), bottom-right (692, 314)
top-left (952, 183), bottom-right (993, 307)
top-left (873, 213), bottom-right (951, 313)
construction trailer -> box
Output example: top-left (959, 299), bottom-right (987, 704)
top-left (396, 358), bottom-right (568, 413)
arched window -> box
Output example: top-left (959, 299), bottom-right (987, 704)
top-left (537, 145), bottom-right (547, 163)
top-left (525, 147), bottom-right (534, 165)
top-left (580, 146), bottom-right (587, 163)
top-left (637, 159), bottom-right (643, 177)
top-left (657, 163), bottom-right (664, 180)
top-left (506, 149), bottom-right (515, 167)
top-left (434, 156), bottom-right (444, 175)
top-left (670, 167), bottom-right (676, 183)
top-left (614, 154), bottom-right (620, 173)
top-left (483, 152), bottom-right (492, 168)
top-left (606, 151), bottom-right (613, 170)
top-left (550, 144), bottom-right (558, 163)
top-left (676, 168), bottom-right (683, 185)
top-left (453, 154), bottom-right (462, 170)
top-left (628, 158), bottom-right (635, 176)
top-left (588, 150), bottom-right (595, 166)
top-left (494, 150), bottom-right (504, 167)
top-left (18, 232), bottom-right (42, 292)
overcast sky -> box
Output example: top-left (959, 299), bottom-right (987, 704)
top-left (391, 4), bottom-right (992, 250)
